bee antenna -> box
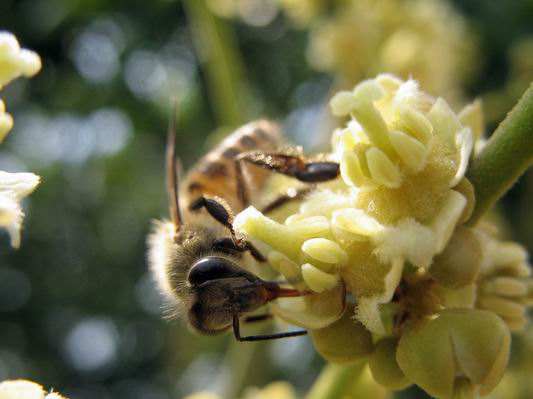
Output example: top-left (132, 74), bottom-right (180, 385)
top-left (166, 98), bottom-right (184, 233)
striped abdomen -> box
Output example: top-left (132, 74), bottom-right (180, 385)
top-left (182, 120), bottom-right (283, 212)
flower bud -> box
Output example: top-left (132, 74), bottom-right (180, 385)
top-left (396, 309), bottom-right (510, 398)
top-left (474, 227), bottom-right (532, 331)
top-left (369, 338), bottom-right (411, 390)
top-left (430, 226), bottom-right (481, 288)
top-left (310, 306), bottom-right (373, 364)
top-left (0, 32), bottom-right (41, 89)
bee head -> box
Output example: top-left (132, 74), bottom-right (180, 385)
top-left (186, 256), bottom-right (271, 334)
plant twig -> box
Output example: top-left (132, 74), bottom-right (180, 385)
top-left (182, 0), bottom-right (253, 127)
top-left (467, 83), bottom-right (533, 225)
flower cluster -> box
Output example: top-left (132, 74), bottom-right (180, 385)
top-left (234, 75), bottom-right (532, 398)
top-left (0, 32), bottom-right (41, 248)
top-left (0, 380), bottom-right (67, 399)
top-left (307, 0), bottom-right (476, 101)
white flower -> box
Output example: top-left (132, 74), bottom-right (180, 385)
top-left (0, 32), bottom-right (41, 89)
top-left (0, 99), bottom-right (14, 143)
top-left (0, 171), bottom-right (40, 248)
top-left (0, 32), bottom-right (41, 143)
top-left (0, 380), bottom-right (67, 399)
top-left (0, 31), bottom-right (42, 248)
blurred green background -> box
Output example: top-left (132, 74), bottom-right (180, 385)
top-left (0, 0), bottom-right (531, 398)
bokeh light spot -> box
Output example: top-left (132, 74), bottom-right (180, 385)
top-left (63, 317), bottom-right (119, 374)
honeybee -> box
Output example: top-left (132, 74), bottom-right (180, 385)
top-left (147, 110), bottom-right (339, 341)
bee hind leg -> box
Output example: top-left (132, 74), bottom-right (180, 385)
top-left (232, 316), bottom-right (307, 342)
top-left (234, 151), bottom-right (339, 208)
top-left (237, 151), bottom-right (339, 183)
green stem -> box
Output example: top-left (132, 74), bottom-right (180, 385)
top-left (305, 363), bottom-right (365, 399)
top-left (467, 83), bottom-right (533, 225)
top-left (182, 0), bottom-right (253, 127)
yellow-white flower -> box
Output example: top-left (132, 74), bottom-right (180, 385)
top-left (306, 0), bottom-right (476, 101)
top-left (0, 99), bottom-right (13, 142)
top-left (0, 32), bottom-right (41, 89)
top-left (0, 380), bottom-right (67, 399)
top-left (0, 171), bottom-right (40, 248)
top-left (0, 31), bottom-right (41, 143)
top-left (235, 75), bottom-right (482, 334)
top-left (0, 31), bottom-right (41, 248)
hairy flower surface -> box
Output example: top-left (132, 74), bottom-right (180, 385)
top-left (0, 380), bottom-right (67, 399)
top-left (0, 32), bottom-right (41, 248)
top-left (234, 74), bottom-right (532, 398)
top-left (307, 0), bottom-right (476, 101)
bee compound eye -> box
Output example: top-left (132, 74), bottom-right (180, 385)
top-left (188, 257), bottom-right (239, 286)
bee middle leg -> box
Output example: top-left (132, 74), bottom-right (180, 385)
top-left (232, 316), bottom-right (307, 342)
top-left (234, 151), bottom-right (339, 208)
top-left (260, 187), bottom-right (313, 214)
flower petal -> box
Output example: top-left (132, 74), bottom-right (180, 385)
top-left (449, 127), bottom-right (474, 187)
top-left (355, 258), bottom-right (403, 334)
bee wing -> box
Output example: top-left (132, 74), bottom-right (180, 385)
top-left (180, 120), bottom-right (284, 213)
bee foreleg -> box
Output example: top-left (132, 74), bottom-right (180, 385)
top-left (236, 151), bottom-right (340, 184)
top-left (232, 316), bottom-right (307, 342)
top-left (189, 196), bottom-right (239, 240)
top-left (213, 237), bottom-right (267, 262)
